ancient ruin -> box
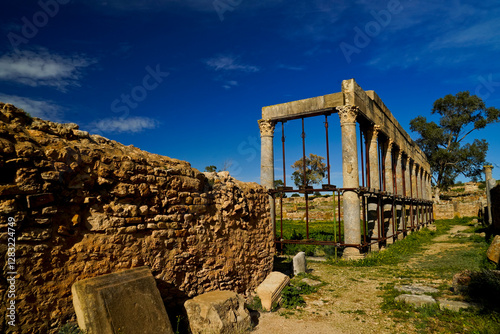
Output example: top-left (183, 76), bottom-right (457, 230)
top-left (0, 103), bottom-right (274, 333)
top-left (259, 79), bottom-right (434, 259)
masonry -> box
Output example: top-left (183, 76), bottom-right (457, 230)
top-left (0, 103), bottom-right (274, 333)
top-left (259, 79), bottom-right (433, 259)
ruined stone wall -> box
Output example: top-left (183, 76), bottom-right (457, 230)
top-left (0, 103), bottom-right (274, 333)
top-left (433, 188), bottom-right (486, 220)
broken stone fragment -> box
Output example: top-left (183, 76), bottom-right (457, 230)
top-left (255, 271), bottom-right (290, 311)
top-left (184, 290), bottom-right (251, 334)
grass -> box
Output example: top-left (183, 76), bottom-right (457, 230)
top-left (372, 217), bottom-right (500, 333)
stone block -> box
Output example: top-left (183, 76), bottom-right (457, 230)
top-left (438, 299), bottom-right (475, 312)
top-left (26, 193), bottom-right (54, 208)
top-left (395, 284), bottom-right (439, 295)
top-left (487, 235), bottom-right (500, 264)
top-left (72, 266), bottom-right (174, 334)
top-left (293, 251), bottom-right (307, 275)
top-left (255, 271), bottom-right (290, 311)
top-left (395, 294), bottom-right (437, 307)
top-left (184, 290), bottom-right (251, 334)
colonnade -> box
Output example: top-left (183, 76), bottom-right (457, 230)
top-left (259, 79), bottom-right (434, 259)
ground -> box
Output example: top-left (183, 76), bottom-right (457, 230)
top-left (251, 223), bottom-right (493, 334)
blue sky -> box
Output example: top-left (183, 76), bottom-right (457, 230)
top-left (1, 0), bottom-right (500, 186)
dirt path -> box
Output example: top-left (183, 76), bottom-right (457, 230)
top-left (251, 223), bottom-right (475, 334)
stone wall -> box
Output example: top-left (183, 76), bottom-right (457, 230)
top-left (0, 103), bottom-right (274, 333)
top-left (433, 188), bottom-right (486, 220)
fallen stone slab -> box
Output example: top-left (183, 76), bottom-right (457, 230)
top-left (301, 278), bottom-right (322, 287)
top-left (395, 294), bottom-right (437, 307)
top-left (293, 251), bottom-right (307, 275)
top-left (438, 299), bottom-right (475, 312)
top-left (72, 266), bottom-right (174, 334)
top-left (256, 271), bottom-right (290, 311)
top-left (487, 235), bottom-right (500, 264)
top-left (184, 290), bottom-right (251, 334)
top-left (395, 284), bottom-right (439, 295)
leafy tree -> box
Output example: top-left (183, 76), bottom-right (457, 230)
top-left (204, 165), bottom-right (217, 172)
top-left (410, 91), bottom-right (499, 197)
top-left (291, 153), bottom-right (327, 188)
top-left (274, 179), bottom-right (287, 198)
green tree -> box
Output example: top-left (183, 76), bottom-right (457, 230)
top-left (291, 153), bottom-right (327, 188)
top-left (410, 91), bottom-right (499, 198)
top-left (204, 165), bottom-right (217, 172)
top-left (274, 179), bottom-right (287, 198)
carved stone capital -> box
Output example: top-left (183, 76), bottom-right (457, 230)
top-left (366, 124), bottom-right (381, 142)
top-left (258, 119), bottom-right (275, 137)
top-left (385, 138), bottom-right (394, 152)
top-left (337, 105), bottom-right (358, 125)
top-left (397, 149), bottom-right (404, 161)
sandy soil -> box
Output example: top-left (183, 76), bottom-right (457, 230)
top-left (251, 224), bottom-right (473, 334)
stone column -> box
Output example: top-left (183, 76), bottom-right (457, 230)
top-left (395, 149), bottom-right (403, 237)
top-left (411, 161), bottom-right (418, 229)
top-left (412, 163), bottom-right (418, 199)
top-left (338, 106), bottom-right (363, 259)
top-left (366, 125), bottom-right (381, 250)
top-left (384, 139), bottom-right (394, 244)
top-left (484, 165), bottom-right (494, 226)
top-left (259, 119), bottom-right (276, 230)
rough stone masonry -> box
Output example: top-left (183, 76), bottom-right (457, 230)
top-left (0, 103), bottom-right (274, 333)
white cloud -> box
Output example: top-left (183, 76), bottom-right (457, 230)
top-left (89, 116), bottom-right (160, 134)
top-left (0, 49), bottom-right (96, 91)
top-left (0, 94), bottom-right (63, 121)
top-left (222, 80), bottom-right (238, 90)
top-left (205, 55), bottom-right (259, 72)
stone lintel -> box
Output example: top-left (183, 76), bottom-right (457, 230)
top-left (262, 93), bottom-right (343, 121)
top-left (261, 79), bottom-right (430, 174)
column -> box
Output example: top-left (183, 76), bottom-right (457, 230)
top-left (338, 106), bottom-right (363, 259)
top-left (259, 119), bottom-right (276, 230)
top-left (411, 162), bottom-right (418, 229)
top-left (396, 150), bottom-right (405, 239)
top-left (484, 165), bottom-right (494, 226)
top-left (384, 139), bottom-right (394, 244)
top-left (366, 125), bottom-right (381, 250)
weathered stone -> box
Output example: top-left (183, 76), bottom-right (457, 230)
top-left (72, 266), bottom-right (174, 334)
top-left (452, 270), bottom-right (473, 294)
top-left (486, 235), bottom-right (500, 264)
top-left (301, 278), bottom-right (322, 287)
top-left (395, 294), bottom-right (437, 307)
top-left (184, 290), bottom-right (251, 334)
top-left (293, 251), bottom-right (307, 275)
top-left (395, 284), bottom-right (439, 295)
top-left (17, 228), bottom-right (52, 241)
top-left (438, 299), bottom-right (475, 312)
top-left (256, 271), bottom-right (290, 311)
top-left (26, 193), bottom-right (54, 208)
top-left (0, 102), bottom-right (274, 333)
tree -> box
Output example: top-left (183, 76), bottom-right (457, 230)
top-left (291, 153), bottom-right (327, 188)
top-left (410, 91), bottom-right (499, 198)
top-left (274, 179), bottom-right (287, 198)
top-left (204, 165), bottom-right (217, 172)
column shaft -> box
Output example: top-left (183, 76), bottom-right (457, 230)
top-left (338, 106), bottom-right (363, 259)
top-left (259, 119), bottom-right (276, 232)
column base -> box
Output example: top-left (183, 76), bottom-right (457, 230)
top-left (342, 247), bottom-right (365, 260)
